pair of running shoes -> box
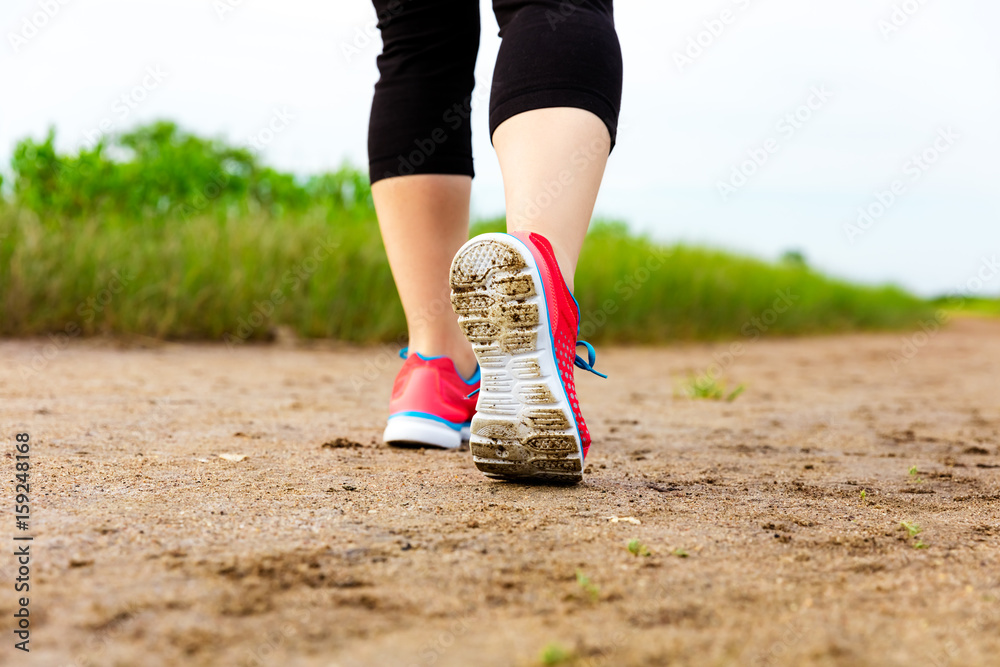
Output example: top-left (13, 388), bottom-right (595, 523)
top-left (382, 231), bottom-right (606, 484)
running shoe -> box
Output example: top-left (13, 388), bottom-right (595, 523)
top-left (383, 349), bottom-right (480, 449)
top-left (449, 231), bottom-right (606, 483)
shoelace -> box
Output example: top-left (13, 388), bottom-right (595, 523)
top-left (574, 341), bottom-right (608, 379)
top-left (466, 340), bottom-right (606, 398)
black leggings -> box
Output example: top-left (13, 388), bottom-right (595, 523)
top-left (367, 0), bottom-right (623, 184)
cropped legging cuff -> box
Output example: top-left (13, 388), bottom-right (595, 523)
top-left (367, 0), bottom-right (623, 185)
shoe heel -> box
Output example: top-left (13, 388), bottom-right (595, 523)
top-left (450, 235), bottom-right (583, 484)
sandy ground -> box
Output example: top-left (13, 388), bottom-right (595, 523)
top-left (1, 317), bottom-right (998, 667)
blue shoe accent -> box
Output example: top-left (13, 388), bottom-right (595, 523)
top-left (388, 411), bottom-right (468, 432)
top-left (398, 348), bottom-right (481, 384)
top-left (399, 347), bottom-right (447, 362)
top-left (574, 341), bottom-right (608, 379)
top-left (463, 365), bottom-right (481, 385)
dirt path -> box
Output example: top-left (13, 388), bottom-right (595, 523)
top-left (1, 318), bottom-right (998, 667)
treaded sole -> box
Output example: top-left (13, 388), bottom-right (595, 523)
top-left (450, 234), bottom-right (584, 484)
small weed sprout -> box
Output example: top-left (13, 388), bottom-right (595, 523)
top-left (627, 539), bottom-right (651, 557)
top-left (539, 642), bottom-right (574, 666)
top-left (575, 570), bottom-right (600, 602)
top-left (900, 521), bottom-right (928, 549)
top-left (682, 374), bottom-right (746, 402)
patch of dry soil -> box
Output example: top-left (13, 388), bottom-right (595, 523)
top-left (0, 318), bottom-right (998, 666)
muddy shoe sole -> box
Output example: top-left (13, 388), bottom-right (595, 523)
top-left (450, 234), bottom-right (584, 484)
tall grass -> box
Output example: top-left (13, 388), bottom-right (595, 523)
top-left (0, 208), bottom-right (933, 343)
top-left (0, 121), bottom-right (935, 343)
top-left (0, 205), bottom-right (402, 341)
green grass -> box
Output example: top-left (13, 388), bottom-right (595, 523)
top-left (0, 204), bottom-right (402, 342)
top-left (0, 208), bottom-right (939, 343)
top-left (571, 220), bottom-right (935, 342)
top-left (0, 121), bottom-right (938, 343)
top-left (934, 296), bottom-right (1000, 317)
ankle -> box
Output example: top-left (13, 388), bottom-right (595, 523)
top-left (406, 337), bottom-right (478, 379)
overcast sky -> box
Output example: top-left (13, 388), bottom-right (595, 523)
top-left (1, 0), bottom-right (998, 296)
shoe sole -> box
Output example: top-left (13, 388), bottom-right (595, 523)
top-left (384, 416), bottom-right (470, 449)
top-left (450, 234), bottom-right (584, 484)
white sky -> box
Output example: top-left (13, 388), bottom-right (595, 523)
top-left (1, 0), bottom-right (998, 296)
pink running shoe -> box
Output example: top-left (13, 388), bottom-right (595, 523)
top-left (383, 350), bottom-right (480, 449)
top-left (449, 232), bottom-right (606, 483)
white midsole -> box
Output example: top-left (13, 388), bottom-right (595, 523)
top-left (383, 416), bottom-right (469, 449)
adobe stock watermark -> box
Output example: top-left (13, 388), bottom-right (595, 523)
top-left (240, 608), bottom-right (312, 666)
top-left (17, 269), bottom-right (134, 380)
top-left (173, 107), bottom-right (293, 219)
top-left (247, 107), bottom-right (295, 153)
top-left (578, 248), bottom-right (674, 339)
top-left (750, 613), bottom-right (810, 667)
top-left (213, 0), bottom-right (247, 21)
top-left (340, 1), bottom-right (404, 63)
top-left (223, 238), bottom-right (339, 348)
top-left (717, 85), bottom-right (833, 202)
top-left (573, 580), bottom-right (676, 667)
top-left (83, 66), bottom-right (169, 149)
top-left (510, 113), bottom-right (631, 225)
top-left (380, 86), bottom-right (487, 181)
top-left (544, 0), bottom-right (595, 30)
top-left (843, 127), bottom-right (959, 244)
top-left (58, 600), bottom-right (145, 667)
top-left (405, 619), bottom-right (471, 667)
top-left (878, 0), bottom-right (930, 40)
top-left (7, 0), bottom-right (73, 54)
top-left (175, 170), bottom-right (230, 220)
top-left (886, 254), bottom-right (999, 373)
top-left (513, 134), bottom-right (612, 225)
top-left (926, 577), bottom-right (1000, 667)
top-left (693, 288), bottom-right (799, 388)
top-left (349, 294), bottom-right (452, 395)
top-left (673, 0), bottom-right (755, 73)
